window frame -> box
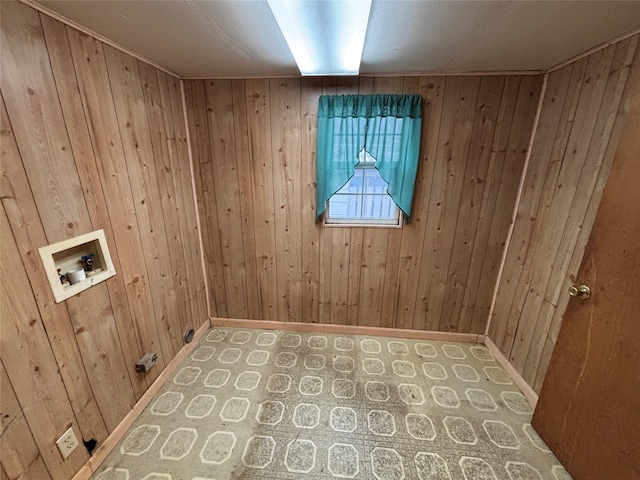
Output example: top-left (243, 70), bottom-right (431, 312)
top-left (323, 161), bottom-right (403, 228)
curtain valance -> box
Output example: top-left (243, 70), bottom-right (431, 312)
top-left (318, 94), bottom-right (423, 119)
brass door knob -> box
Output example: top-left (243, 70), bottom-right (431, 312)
top-left (569, 285), bottom-right (591, 299)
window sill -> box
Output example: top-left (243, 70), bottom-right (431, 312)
top-left (322, 217), bottom-right (404, 229)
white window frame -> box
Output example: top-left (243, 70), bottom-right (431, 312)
top-left (324, 151), bottom-right (402, 228)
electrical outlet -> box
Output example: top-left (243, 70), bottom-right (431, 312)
top-left (56, 427), bottom-right (79, 459)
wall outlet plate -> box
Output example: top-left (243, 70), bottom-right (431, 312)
top-left (56, 427), bottom-right (79, 459)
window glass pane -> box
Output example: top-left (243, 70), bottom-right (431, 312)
top-left (328, 194), bottom-right (361, 219)
top-left (363, 168), bottom-right (389, 194)
top-left (361, 194), bottom-right (397, 221)
top-left (358, 149), bottom-right (376, 164)
top-left (336, 169), bottom-right (364, 194)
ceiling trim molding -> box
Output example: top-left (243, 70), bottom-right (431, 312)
top-left (358, 70), bottom-right (543, 77)
top-left (180, 74), bottom-right (304, 81)
top-left (20, 0), bottom-right (181, 79)
top-left (546, 25), bottom-right (640, 74)
top-left (181, 70), bottom-right (543, 81)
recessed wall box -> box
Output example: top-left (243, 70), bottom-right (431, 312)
top-left (38, 229), bottom-right (116, 303)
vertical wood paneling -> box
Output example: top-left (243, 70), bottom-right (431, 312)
top-left (387, 76), bottom-right (421, 329)
top-left (300, 77), bottom-right (323, 324)
top-left (470, 75), bottom-right (543, 334)
top-left (490, 35), bottom-right (639, 392)
top-left (187, 74), bottom-right (541, 331)
top-left (1, 3), bottom-right (207, 478)
top-left (440, 75), bottom-right (505, 331)
top-left (271, 78), bottom-right (304, 322)
top-left (0, 360), bottom-right (42, 479)
top-left (140, 63), bottom-right (190, 335)
top-left (65, 284), bottom-right (136, 432)
top-left (1, 205), bottom-right (88, 480)
top-left (317, 78), bottom-right (338, 325)
top-left (184, 80), bottom-right (227, 317)
top-left (0, 3), bottom-right (90, 239)
top-left (329, 227), bottom-right (350, 325)
top-left (404, 76), bottom-right (445, 330)
top-left (415, 76), bottom-right (482, 331)
top-left (166, 74), bottom-right (209, 325)
top-left (2, 2), bottom-right (139, 434)
top-left (66, 27), bottom-right (168, 375)
top-left (231, 79), bottom-right (261, 319)
top-left (378, 77), bottom-right (408, 329)
top-left (205, 79), bottom-right (249, 319)
top-left (530, 37), bottom-right (639, 389)
top-left (39, 14), bottom-right (148, 402)
top-left (457, 76), bottom-right (522, 333)
top-left (245, 79), bottom-right (278, 320)
top-left (104, 45), bottom-right (183, 359)
top-left (0, 94), bottom-right (109, 445)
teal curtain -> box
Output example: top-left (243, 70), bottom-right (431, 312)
top-left (316, 94), bottom-right (423, 221)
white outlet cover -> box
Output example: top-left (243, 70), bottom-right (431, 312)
top-left (56, 427), bottom-right (80, 459)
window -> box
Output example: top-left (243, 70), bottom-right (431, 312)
top-left (316, 94), bottom-right (423, 226)
top-left (325, 150), bottom-right (400, 226)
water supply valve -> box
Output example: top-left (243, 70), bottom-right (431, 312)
top-left (135, 353), bottom-right (157, 373)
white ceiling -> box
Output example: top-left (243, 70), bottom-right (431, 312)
top-left (33, 0), bottom-right (640, 78)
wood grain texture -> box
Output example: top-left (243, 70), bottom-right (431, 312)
top-left (0, 93), bottom-right (110, 446)
top-left (300, 78), bottom-right (323, 324)
top-left (169, 76), bottom-right (209, 325)
top-left (0, 361), bottom-right (42, 480)
top-left (66, 27), bottom-right (168, 376)
top-left (206, 79), bottom-right (250, 319)
top-left (40, 12), bottom-right (149, 402)
top-left (231, 79), bottom-right (261, 319)
top-left (140, 63), bottom-right (191, 335)
top-left (183, 79), bottom-right (227, 317)
top-left (532, 45), bottom-right (640, 478)
top-left (103, 44), bottom-right (183, 359)
top-left (489, 35), bottom-right (639, 392)
top-left (1, 204), bottom-right (88, 480)
top-left (168, 76), bottom-right (209, 326)
top-left (185, 75), bottom-right (541, 328)
top-left (271, 78), bottom-right (304, 322)
top-left (0, 2), bottom-right (207, 478)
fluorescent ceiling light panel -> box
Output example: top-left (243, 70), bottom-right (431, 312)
top-left (268, 0), bottom-right (372, 75)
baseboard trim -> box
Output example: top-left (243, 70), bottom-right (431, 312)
top-left (210, 317), bottom-right (483, 343)
top-left (484, 337), bottom-right (539, 408)
top-left (72, 320), bottom-right (210, 480)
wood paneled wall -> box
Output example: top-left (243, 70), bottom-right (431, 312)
top-left (0, 2), bottom-right (207, 479)
top-left (489, 35), bottom-right (640, 393)
top-left (184, 74), bottom-right (542, 331)
top-left (2, 1), bottom-right (635, 478)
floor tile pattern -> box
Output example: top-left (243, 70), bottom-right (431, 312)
top-left (92, 328), bottom-right (571, 480)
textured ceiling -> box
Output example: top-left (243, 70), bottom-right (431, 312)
top-left (32, 0), bottom-right (640, 78)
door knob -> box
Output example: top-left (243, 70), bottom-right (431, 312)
top-left (569, 284), bottom-right (591, 299)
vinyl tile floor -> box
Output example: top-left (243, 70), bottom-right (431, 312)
top-left (91, 327), bottom-right (572, 480)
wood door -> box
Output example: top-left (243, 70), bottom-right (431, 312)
top-left (531, 69), bottom-right (640, 479)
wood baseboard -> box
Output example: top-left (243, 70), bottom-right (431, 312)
top-left (210, 317), bottom-right (483, 343)
top-left (72, 320), bottom-right (210, 480)
top-left (484, 336), bottom-right (539, 408)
